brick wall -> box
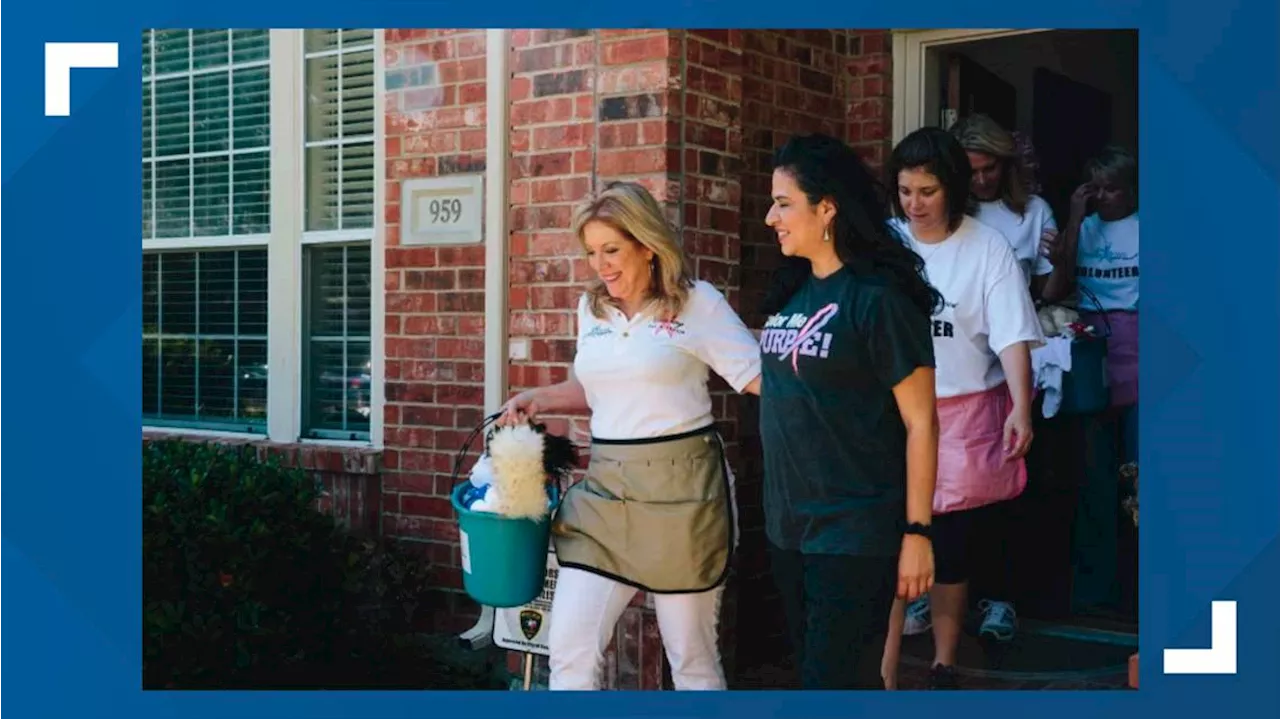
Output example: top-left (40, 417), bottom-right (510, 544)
top-left (844, 30), bottom-right (894, 169)
top-left (382, 28), bottom-right (491, 633)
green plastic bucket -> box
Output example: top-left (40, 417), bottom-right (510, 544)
top-left (1060, 335), bottom-right (1110, 415)
top-left (451, 481), bottom-right (561, 608)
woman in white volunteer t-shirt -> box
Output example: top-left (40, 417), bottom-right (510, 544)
top-left (498, 182), bottom-right (762, 691)
top-left (879, 128), bottom-right (1044, 690)
top-left (1042, 146), bottom-right (1139, 612)
top-left (939, 114), bottom-right (1061, 641)
top-left (951, 114), bottom-right (1069, 298)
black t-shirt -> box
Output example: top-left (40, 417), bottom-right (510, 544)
top-left (758, 267), bottom-right (936, 557)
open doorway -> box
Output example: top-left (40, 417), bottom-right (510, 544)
top-left (928, 29), bottom-right (1138, 226)
top-left (884, 28), bottom-right (1141, 687)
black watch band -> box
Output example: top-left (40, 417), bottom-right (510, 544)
top-left (904, 522), bottom-right (932, 539)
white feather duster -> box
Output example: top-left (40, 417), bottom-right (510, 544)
top-left (486, 424), bottom-right (552, 520)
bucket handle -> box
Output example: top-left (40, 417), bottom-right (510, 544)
top-left (450, 411), bottom-right (503, 486)
top-left (1075, 283), bottom-right (1114, 340)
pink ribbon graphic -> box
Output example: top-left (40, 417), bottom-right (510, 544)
top-left (776, 303), bottom-right (839, 373)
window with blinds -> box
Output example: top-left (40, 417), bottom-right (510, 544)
top-left (143, 249), bottom-right (269, 431)
top-left (143, 29), bottom-right (271, 240)
top-left (302, 29), bottom-right (376, 440)
top-left (141, 28), bottom-right (381, 441)
top-left (143, 29), bottom-right (272, 431)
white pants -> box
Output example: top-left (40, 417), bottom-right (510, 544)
top-left (547, 567), bottom-right (727, 690)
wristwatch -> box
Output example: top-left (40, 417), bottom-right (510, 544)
top-left (904, 522), bottom-right (932, 540)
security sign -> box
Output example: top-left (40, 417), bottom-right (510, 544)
top-left (493, 550), bottom-right (558, 657)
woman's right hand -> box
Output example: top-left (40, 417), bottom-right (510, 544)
top-left (497, 390), bottom-right (540, 426)
top-left (1069, 183), bottom-right (1096, 224)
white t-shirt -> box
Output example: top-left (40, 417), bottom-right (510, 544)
top-left (574, 280), bottom-right (762, 440)
top-left (892, 216), bottom-right (1044, 399)
top-left (1075, 212), bottom-right (1139, 312)
top-left (974, 195), bottom-right (1057, 284)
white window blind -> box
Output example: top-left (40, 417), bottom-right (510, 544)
top-left (143, 29), bottom-right (273, 431)
top-left (301, 29), bottom-right (377, 440)
top-left (143, 29), bottom-right (271, 242)
top-left (142, 28), bottom-right (382, 443)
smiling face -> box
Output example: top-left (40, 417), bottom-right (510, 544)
top-left (582, 219), bottom-right (655, 307)
top-left (1088, 170), bottom-right (1137, 221)
top-left (765, 168), bottom-right (835, 260)
top-left (896, 166), bottom-right (950, 239)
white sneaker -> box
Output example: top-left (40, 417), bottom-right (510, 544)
top-left (903, 595), bottom-right (931, 635)
top-left (978, 599), bottom-right (1017, 642)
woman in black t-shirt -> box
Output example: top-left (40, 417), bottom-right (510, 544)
top-left (757, 133), bottom-right (941, 689)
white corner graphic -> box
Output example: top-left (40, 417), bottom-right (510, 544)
top-left (1163, 600), bottom-right (1237, 675)
top-left (45, 42), bottom-right (120, 116)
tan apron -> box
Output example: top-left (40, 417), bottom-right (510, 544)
top-left (551, 426), bottom-right (734, 593)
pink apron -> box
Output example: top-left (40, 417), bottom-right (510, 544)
top-left (934, 383), bottom-right (1027, 515)
top-left (1080, 310), bottom-right (1139, 409)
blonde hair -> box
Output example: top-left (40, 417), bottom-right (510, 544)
top-left (1086, 145), bottom-right (1139, 209)
top-left (572, 181), bottom-right (695, 321)
top-left (951, 114), bottom-right (1029, 216)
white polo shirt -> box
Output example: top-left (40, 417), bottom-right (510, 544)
top-left (892, 216), bottom-right (1044, 399)
top-left (973, 194), bottom-right (1057, 285)
top-left (574, 280), bottom-right (762, 440)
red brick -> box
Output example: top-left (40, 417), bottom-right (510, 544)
top-left (597, 147), bottom-right (666, 176)
top-left (597, 64), bottom-right (668, 94)
top-left (602, 36), bottom-right (669, 66)
top-left (404, 269), bottom-right (456, 291)
top-left (510, 311), bottom-right (574, 336)
top-left (531, 177), bottom-right (591, 204)
top-left (400, 494), bottom-right (453, 519)
top-left (434, 337), bottom-right (486, 359)
top-left (457, 33), bottom-right (486, 58)
top-left (533, 124), bottom-right (590, 151)
top-left (458, 268), bottom-right (485, 290)
top-left (459, 82), bottom-right (487, 105)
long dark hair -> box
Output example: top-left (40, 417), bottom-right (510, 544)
top-left (761, 133), bottom-right (943, 318)
top-left (887, 126), bottom-right (972, 232)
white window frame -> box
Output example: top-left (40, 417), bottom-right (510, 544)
top-left (890, 29), bottom-right (1049, 143)
top-left (142, 29), bottom-right (386, 449)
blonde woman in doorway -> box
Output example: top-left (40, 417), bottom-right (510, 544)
top-left (498, 181), bottom-right (762, 690)
top-left (1042, 146), bottom-right (1140, 614)
top-left (879, 127), bottom-right (1044, 689)
top-left (951, 114), bottom-right (1070, 300)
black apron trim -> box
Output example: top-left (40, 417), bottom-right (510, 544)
top-left (588, 423), bottom-right (717, 446)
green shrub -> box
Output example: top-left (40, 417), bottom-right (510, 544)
top-left (142, 439), bottom-right (451, 689)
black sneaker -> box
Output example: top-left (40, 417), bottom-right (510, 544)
top-left (929, 664), bottom-right (960, 690)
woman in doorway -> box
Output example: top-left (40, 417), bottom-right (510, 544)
top-left (880, 127), bottom-right (1044, 690)
top-left (758, 133), bottom-right (940, 690)
top-left (498, 181), bottom-right (763, 690)
top-left (1042, 146), bottom-right (1140, 612)
top-left (951, 113), bottom-right (1069, 299)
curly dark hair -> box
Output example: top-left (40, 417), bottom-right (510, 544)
top-left (761, 133), bottom-right (943, 318)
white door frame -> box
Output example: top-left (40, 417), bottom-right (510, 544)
top-left (890, 29), bottom-right (1049, 143)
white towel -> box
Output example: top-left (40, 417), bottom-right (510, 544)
top-left (1032, 336), bottom-right (1074, 419)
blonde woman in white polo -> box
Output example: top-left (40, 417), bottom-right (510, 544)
top-left (499, 182), bottom-right (762, 690)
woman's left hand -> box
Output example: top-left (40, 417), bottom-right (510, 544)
top-left (898, 534), bottom-right (935, 601)
top-left (1003, 405), bottom-right (1034, 460)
